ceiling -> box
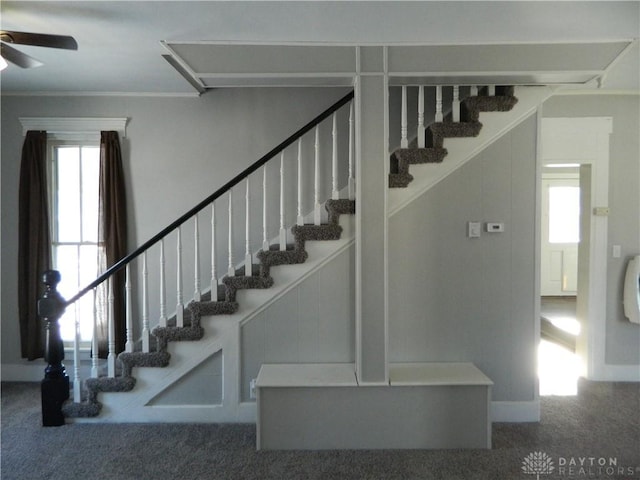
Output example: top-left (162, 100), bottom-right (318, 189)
top-left (1, 1), bottom-right (638, 96)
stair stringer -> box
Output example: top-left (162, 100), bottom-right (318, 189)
top-left (388, 86), bottom-right (555, 217)
top-left (70, 213), bottom-right (355, 424)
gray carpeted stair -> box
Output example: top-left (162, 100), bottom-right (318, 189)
top-left (63, 199), bottom-right (355, 418)
top-left (389, 86), bottom-right (518, 188)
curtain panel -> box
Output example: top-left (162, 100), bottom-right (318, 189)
top-left (97, 131), bottom-right (127, 357)
top-left (18, 131), bottom-right (51, 360)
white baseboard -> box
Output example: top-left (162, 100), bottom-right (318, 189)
top-left (2, 362), bottom-right (45, 382)
top-left (491, 400), bottom-right (540, 423)
top-left (591, 364), bottom-right (640, 382)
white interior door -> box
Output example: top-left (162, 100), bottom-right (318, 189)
top-left (541, 173), bottom-right (580, 296)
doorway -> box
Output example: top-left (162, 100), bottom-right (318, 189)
top-left (538, 116), bottom-right (612, 392)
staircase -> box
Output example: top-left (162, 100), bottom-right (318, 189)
top-left (58, 84), bottom-right (552, 426)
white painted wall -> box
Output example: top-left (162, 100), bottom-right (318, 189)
top-left (543, 94), bottom-right (640, 369)
top-left (388, 115), bottom-right (539, 403)
top-left (0, 87), bottom-right (351, 372)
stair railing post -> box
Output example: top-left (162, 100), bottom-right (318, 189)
top-left (417, 85), bottom-right (425, 148)
top-left (262, 165), bottom-right (269, 251)
top-left (227, 189), bottom-right (235, 277)
top-left (435, 85), bottom-right (444, 123)
top-left (91, 292), bottom-right (99, 377)
top-left (314, 125), bottom-right (322, 225)
top-left (348, 101), bottom-right (355, 200)
top-left (332, 112), bottom-right (340, 199)
top-left (245, 177), bottom-right (253, 273)
top-left (125, 264), bottom-right (134, 352)
top-left (211, 202), bottom-right (219, 301)
top-left (39, 270), bottom-right (70, 426)
top-left (488, 85), bottom-right (496, 96)
top-left (279, 152), bottom-right (287, 250)
top-left (452, 85), bottom-right (460, 122)
top-left (176, 226), bottom-right (184, 327)
top-left (296, 139), bottom-right (304, 226)
top-left (141, 251), bottom-right (150, 352)
top-left (470, 85), bottom-right (478, 97)
top-left (194, 215), bottom-right (201, 301)
top-left (107, 277), bottom-right (116, 377)
top-left (72, 299), bottom-right (81, 403)
top-left (159, 239), bottom-right (167, 327)
top-left (401, 85), bottom-right (409, 148)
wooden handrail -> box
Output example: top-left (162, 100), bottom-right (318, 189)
top-left (65, 90), bottom-right (355, 306)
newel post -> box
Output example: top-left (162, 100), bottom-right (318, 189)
top-left (39, 270), bottom-right (70, 426)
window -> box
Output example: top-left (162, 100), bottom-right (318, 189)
top-left (548, 185), bottom-right (580, 244)
top-left (50, 142), bottom-right (100, 343)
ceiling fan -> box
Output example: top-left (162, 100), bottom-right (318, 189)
top-left (0, 30), bottom-right (77, 69)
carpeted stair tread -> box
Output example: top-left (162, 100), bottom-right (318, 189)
top-left (389, 88), bottom-right (518, 188)
top-left (62, 400), bottom-right (103, 418)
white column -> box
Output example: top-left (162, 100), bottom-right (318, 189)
top-left (159, 239), bottom-right (167, 327)
top-left (401, 85), bottom-right (408, 148)
top-left (417, 85), bottom-right (425, 148)
top-left (107, 277), bottom-right (116, 377)
top-left (332, 112), bottom-right (340, 199)
top-left (194, 215), bottom-right (201, 301)
top-left (228, 189), bottom-right (235, 277)
top-left (211, 203), bottom-right (219, 301)
top-left (348, 101), bottom-right (356, 201)
top-left (262, 165), bottom-right (270, 251)
top-left (141, 251), bottom-right (150, 352)
top-left (176, 226), bottom-right (184, 327)
top-left (314, 126), bottom-right (322, 225)
top-left (452, 85), bottom-right (460, 123)
top-left (245, 177), bottom-right (253, 274)
top-left (125, 264), bottom-right (134, 352)
top-left (279, 152), bottom-right (287, 250)
top-left (296, 139), bottom-right (304, 226)
top-left (435, 85), bottom-right (443, 123)
top-left (355, 46), bottom-right (389, 384)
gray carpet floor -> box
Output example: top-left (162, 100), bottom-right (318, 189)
top-left (2, 379), bottom-right (639, 480)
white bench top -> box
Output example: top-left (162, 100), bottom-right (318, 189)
top-left (256, 363), bottom-right (358, 388)
top-left (389, 362), bottom-right (493, 386)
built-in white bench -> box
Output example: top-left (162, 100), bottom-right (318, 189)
top-left (256, 362), bottom-right (493, 450)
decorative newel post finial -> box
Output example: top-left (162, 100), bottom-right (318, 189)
top-left (39, 269), bottom-right (70, 427)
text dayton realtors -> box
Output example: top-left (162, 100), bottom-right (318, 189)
top-left (557, 456), bottom-right (637, 477)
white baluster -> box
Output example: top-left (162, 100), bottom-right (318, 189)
top-left (211, 203), bottom-right (219, 301)
top-left (279, 152), bottom-right (287, 250)
top-left (91, 290), bottom-right (99, 377)
top-left (125, 264), bottom-right (134, 352)
top-left (417, 86), bottom-right (425, 148)
top-left (176, 226), bottom-right (184, 327)
top-left (296, 138), bottom-right (304, 226)
top-left (107, 277), bottom-right (116, 377)
top-left (73, 302), bottom-right (81, 402)
top-left (401, 86), bottom-right (408, 148)
top-left (452, 85), bottom-right (460, 123)
top-left (314, 126), bottom-right (322, 225)
top-left (159, 239), bottom-right (167, 327)
top-left (348, 101), bottom-right (355, 200)
top-left (245, 177), bottom-right (252, 274)
top-left (141, 251), bottom-right (150, 352)
top-left (228, 190), bottom-right (235, 277)
top-left (435, 85), bottom-right (443, 123)
top-left (262, 165), bottom-right (269, 251)
top-left (488, 85), bottom-right (496, 96)
top-left (194, 215), bottom-right (201, 301)
top-left (332, 112), bottom-right (340, 199)
top-left (470, 85), bottom-right (478, 97)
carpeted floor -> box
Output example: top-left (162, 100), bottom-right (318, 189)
top-left (2, 380), bottom-right (639, 480)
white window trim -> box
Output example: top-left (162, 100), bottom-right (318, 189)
top-left (19, 117), bottom-right (128, 141)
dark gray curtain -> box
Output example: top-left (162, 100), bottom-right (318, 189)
top-left (97, 131), bottom-right (127, 357)
top-left (18, 131), bottom-right (51, 360)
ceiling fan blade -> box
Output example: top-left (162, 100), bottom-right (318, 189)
top-left (0, 31), bottom-right (78, 50)
top-left (0, 43), bottom-right (43, 68)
